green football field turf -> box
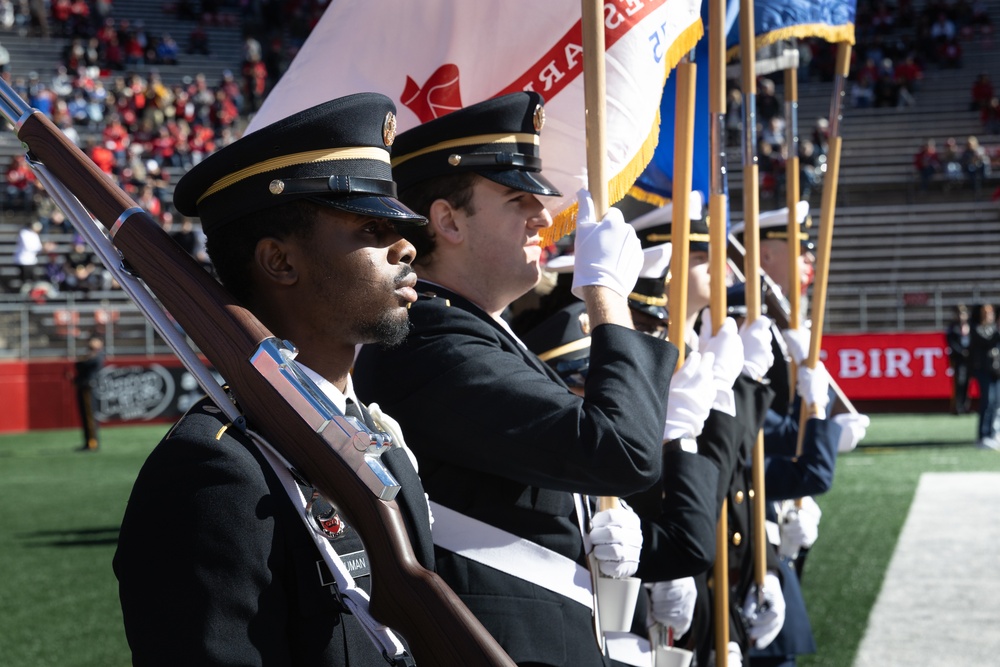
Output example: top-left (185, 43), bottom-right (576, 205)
top-left (0, 413), bottom-right (996, 667)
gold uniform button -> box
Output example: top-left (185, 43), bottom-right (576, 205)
top-left (735, 490), bottom-right (745, 504)
top-left (749, 489), bottom-right (755, 499)
top-left (732, 532), bottom-right (742, 546)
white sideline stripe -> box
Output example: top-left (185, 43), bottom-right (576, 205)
top-left (854, 472), bottom-right (1000, 666)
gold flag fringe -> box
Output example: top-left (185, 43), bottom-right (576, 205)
top-left (540, 19), bottom-right (705, 246)
top-left (726, 24), bottom-right (856, 63)
top-left (627, 186), bottom-right (672, 209)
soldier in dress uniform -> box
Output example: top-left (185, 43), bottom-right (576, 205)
top-left (624, 198), bottom-right (788, 666)
top-left (529, 243), bottom-right (724, 580)
top-left (113, 94), bottom-right (436, 667)
top-left (524, 241), bottom-right (753, 658)
top-left (353, 92), bottom-right (677, 667)
top-left (730, 204), bottom-right (864, 667)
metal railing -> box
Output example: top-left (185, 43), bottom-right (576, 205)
top-left (825, 283), bottom-right (1000, 333)
top-left (0, 292), bottom-right (177, 359)
top-left (0, 283), bottom-right (996, 359)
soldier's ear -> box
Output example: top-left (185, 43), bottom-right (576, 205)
top-left (427, 198), bottom-right (464, 245)
top-left (254, 237), bottom-right (298, 286)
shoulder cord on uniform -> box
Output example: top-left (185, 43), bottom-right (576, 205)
top-left (246, 428), bottom-right (412, 666)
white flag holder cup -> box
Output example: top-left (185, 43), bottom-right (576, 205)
top-left (594, 568), bottom-right (643, 633)
top-left (649, 624), bottom-right (694, 667)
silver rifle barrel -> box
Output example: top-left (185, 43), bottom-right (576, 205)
top-left (28, 158), bottom-right (242, 426)
top-left (0, 83), bottom-right (33, 131)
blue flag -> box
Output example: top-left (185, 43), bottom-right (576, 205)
top-left (629, 0), bottom-right (855, 205)
top-left (629, 35), bottom-right (712, 206)
top-left (727, 0), bottom-right (856, 54)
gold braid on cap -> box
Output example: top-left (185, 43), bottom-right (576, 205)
top-left (763, 230), bottom-right (810, 241)
top-left (628, 293), bottom-right (668, 307)
top-left (197, 146), bottom-right (390, 205)
top-left (391, 133), bottom-right (539, 167)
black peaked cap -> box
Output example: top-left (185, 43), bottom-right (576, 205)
top-left (636, 218), bottom-right (710, 252)
top-left (521, 301), bottom-right (591, 389)
top-left (391, 92), bottom-right (562, 197)
top-left (173, 92), bottom-right (426, 236)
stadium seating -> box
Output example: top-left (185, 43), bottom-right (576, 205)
top-left (2, 0), bottom-right (1000, 357)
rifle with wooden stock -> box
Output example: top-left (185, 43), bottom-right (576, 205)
top-left (0, 81), bottom-right (514, 667)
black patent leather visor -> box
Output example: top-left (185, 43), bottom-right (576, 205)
top-left (310, 194), bottom-right (427, 226)
top-left (481, 169), bottom-right (562, 197)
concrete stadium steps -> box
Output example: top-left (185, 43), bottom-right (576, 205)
top-left (821, 201), bottom-right (1000, 331)
top-left (724, 22), bottom-right (1000, 208)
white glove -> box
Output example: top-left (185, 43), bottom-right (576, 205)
top-left (709, 642), bottom-right (743, 667)
top-left (698, 315), bottom-right (744, 416)
top-left (647, 577), bottom-right (698, 636)
top-left (570, 189), bottom-right (643, 299)
top-left (832, 412), bottom-right (870, 452)
top-left (796, 362), bottom-right (830, 420)
top-left (663, 351), bottom-right (716, 441)
top-left (589, 503), bottom-right (643, 578)
top-left (781, 327), bottom-right (810, 365)
top-left (739, 317), bottom-right (775, 379)
top-left (727, 641), bottom-right (744, 667)
top-left (742, 572), bottom-right (786, 649)
top-left (779, 497), bottom-right (822, 559)
top-left (368, 402), bottom-right (418, 472)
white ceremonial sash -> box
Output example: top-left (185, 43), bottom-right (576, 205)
top-left (429, 501), bottom-right (595, 610)
top-left (605, 631), bottom-right (653, 666)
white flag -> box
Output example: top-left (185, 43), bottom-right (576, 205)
top-left (249, 0), bottom-right (703, 238)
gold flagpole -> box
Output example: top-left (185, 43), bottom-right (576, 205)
top-left (804, 42), bottom-right (852, 389)
top-left (784, 63), bottom-right (808, 462)
top-left (784, 65), bottom-right (802, 335)
top-left (739, 0), bottom-right (769, 597)
top-left (669, 57), bottom-right (697, 366)
top-left (583, 0), bottom-right (608, 219)
top-left (708, 0), bottom-right (730, 658)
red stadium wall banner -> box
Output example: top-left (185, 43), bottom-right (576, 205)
top-left (822, 331), bottom-right (954, 401)
top-left (0, 331), bottom-right (963, 434)
top-left (0, 356), bottom-right (217, 434)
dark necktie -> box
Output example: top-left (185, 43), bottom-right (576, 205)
top-left (344, 398), bottom-right (375, 430)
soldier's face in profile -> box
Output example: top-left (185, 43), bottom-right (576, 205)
top-left (460, 178), bottom-right (553, 297)
top-left (687, 250), bottom-right (711, 313)
top-left (760, 239), bottom-right (814, 297)
top-left (295, 207), bottom-right (417, 347)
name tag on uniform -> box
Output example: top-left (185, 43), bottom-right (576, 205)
top-left (316, 549), bottom-right (371, 587)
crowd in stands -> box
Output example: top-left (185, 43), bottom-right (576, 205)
top-left (717, 0), bottom-right (1000, 201)
top-left (724, 65), bottom-right (834, 203)
top-left (913, 135), bottom-right (991, 192)
top-left (847, 0), bottom-right (995, 111)
top-left (0, 0), bottom-right (336, 297)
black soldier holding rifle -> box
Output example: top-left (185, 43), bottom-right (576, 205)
top-left (1, 76), bottom-right (516, 664)
top-left (111, 94), bottom-right (445, 666)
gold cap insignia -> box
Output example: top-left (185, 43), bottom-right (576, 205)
top-left (383, 112), bottom-right (397, 146)
top-left (448, 154), bottom-right (462, 166)
top-left (533, 104), bottom-right (546, 132)
top-left (269, 179), bottom-right (285, 195)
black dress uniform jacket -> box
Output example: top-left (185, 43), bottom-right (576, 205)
top-left (626, 404), bottom-right (745, 633)
top-left (354, 282), bottom-right (677, 667)
top-left (114, 398), bottom-right (434, 667)
top-left (679, 375), bottom-right (783, 666)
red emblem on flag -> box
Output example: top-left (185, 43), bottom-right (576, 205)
top-left (401, 64), bottom-right (463, 123)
